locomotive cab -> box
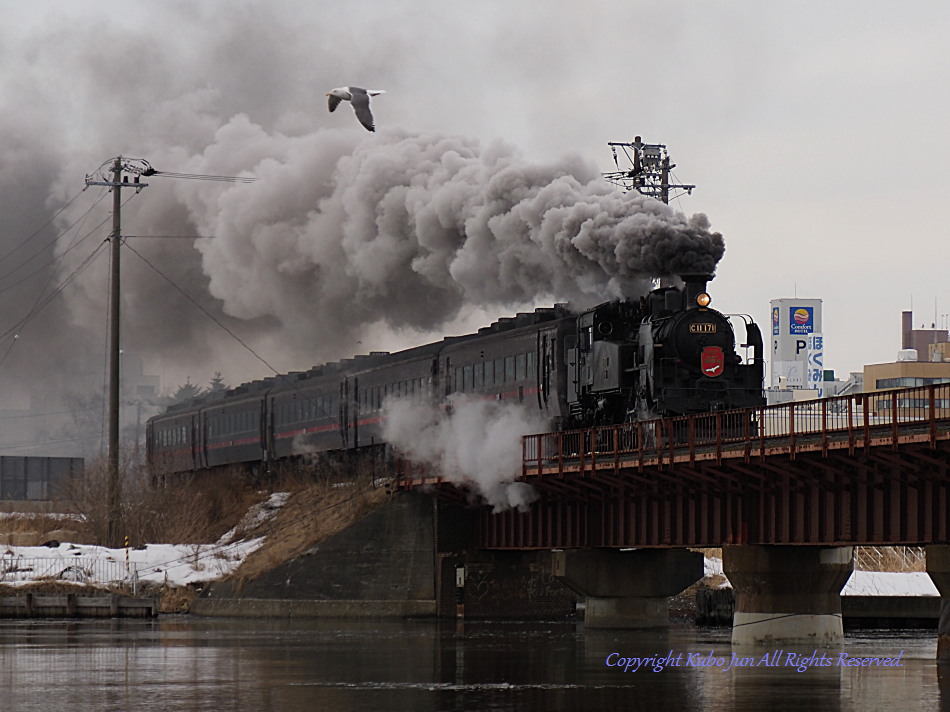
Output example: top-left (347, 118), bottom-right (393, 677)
top-left (566, 300), bottom-right (643, 424)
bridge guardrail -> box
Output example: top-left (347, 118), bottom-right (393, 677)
top-left (523, 383), bottom-right (950, 476)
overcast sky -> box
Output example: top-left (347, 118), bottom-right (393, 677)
top-left (1, 0), bottom-right (948, 410)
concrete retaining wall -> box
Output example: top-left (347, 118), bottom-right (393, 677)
top-left (195, 491), bottom-right (575, 620)
top-left (198, 492), bottom-right (438, 614)
top-left (190, 598), bottom-right (436, 618)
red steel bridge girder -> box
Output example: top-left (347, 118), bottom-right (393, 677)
top-left (399, 383), bottom-right (950, 548)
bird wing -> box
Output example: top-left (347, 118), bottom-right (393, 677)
top-left (349, 91), bottom-right (375, 131)
top-left (327, 94), bottom-right (343, 113)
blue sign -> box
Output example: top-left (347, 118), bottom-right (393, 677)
top-left (807, 333), bottom-right (824, 397)
top-left (789, 306), bottom-right (814, 335)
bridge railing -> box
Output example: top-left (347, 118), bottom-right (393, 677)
top-left (523, 383), bottom-right (950, 475)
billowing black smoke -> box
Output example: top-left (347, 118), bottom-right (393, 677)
top-left (0, 3), bottom-right (726, 460)
top-left (170, 119), bottom-right (724, 357)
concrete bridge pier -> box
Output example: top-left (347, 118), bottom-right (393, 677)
top-left (924, 546), bottom-right (950, 659)
top-left (552, 548), bottom-right (703, 628)
top-left (723, 545), bottom-right (854, 645)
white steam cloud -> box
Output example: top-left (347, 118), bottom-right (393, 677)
top-left (382, 394), bottom-right (548, 511)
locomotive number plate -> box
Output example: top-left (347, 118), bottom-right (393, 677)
top-left (689, 323), bottom-right (717, 334)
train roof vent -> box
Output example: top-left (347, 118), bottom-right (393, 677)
top-left (306, 366), bottom-right (323, 377)
top-left (370, 351), bottom-right (389, 356)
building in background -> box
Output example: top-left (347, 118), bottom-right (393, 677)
top-left (769, 298), bottom-right (823, 389)
top-left (863, 308), bottom-right (950, 416)
top-left (865, 309), bottom-right (950, 394)
top-left (901, 310), bottom-right (949, 362)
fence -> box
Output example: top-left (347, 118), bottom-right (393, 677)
top-left (523, 382), bottom-right (950, 474)
top-left (855, 546), bottom-right (927, 572)
top-left (0, 556), bottom-right (137, 588)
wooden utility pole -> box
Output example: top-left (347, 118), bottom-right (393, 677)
top-left (107, 158), bottom-right (122, 547)
top-left (85, 157), bottom-right (148, 547)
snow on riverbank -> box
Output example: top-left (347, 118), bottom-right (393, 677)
top-left (0, 539), bottom-right (264, 587)
top-left (0, 492), bottom-right (292, 588)
top-left (703, 556), bottom-right (939, 597)
top-left (0, 521), bottom-right (941, 597)
top-left (842, 570), bottom-right (938, 597)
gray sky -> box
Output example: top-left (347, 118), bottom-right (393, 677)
top-left (1, 0), bottom-right (947, 408)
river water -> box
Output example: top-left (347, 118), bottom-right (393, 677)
top-left (0, 617), bottom-right (946, 711)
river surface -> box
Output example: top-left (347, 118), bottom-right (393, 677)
top-left (0, 617), bottom-right (947, 711)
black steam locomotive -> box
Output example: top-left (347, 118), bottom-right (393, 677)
top-left (146, 273), bottom-right (764, 476)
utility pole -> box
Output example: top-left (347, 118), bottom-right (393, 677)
top-left (108, 158), bottom-right (121, 547)
top-left (604, 137), bottom-right (696, 289)
top-left (85, 157), bottom-right (148, 547)
top-left (604, 136), bottom-right (695, 204)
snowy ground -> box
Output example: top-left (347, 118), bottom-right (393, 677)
top-left (0, 498), bottom-right (941, 600)
top-left (0, 543), bottom-right (940, 598)
top-left (704, 556), bottom-right (939, 597)
top-left (0, 539), bottom-right (263, 588)
top-left (0, 492), bottom-right (290, 589)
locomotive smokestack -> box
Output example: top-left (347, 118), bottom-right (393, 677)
top-left (681, 273), bottom-right (713, 306)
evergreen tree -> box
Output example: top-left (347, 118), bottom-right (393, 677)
top-left (170, 379), bottom-right (204, 404)
top-left (208, 372), bottom-right (228, 394)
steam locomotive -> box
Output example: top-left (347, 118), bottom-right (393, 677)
top-left (146, 273), bottom-right (764, 476)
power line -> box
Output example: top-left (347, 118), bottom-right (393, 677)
top-left (0, 188), bottom-right (86, 268)
top-left (0, 187), bottom-right (133, 349)
top-left (0, 190), bottom-right (109, 295)
top-left (0, 408), bottom-right (91, 421)
top-left (0, 433), bottom-right (96, 451)
top-left (123, 243), bottom-right (331, 413)
top-left (146, 170), bottom-right (255, 183)
top-left (124, 235), bottom-right (215, 240)
top-left (86, 157), bottom-right (256, 184)
top-left (0, 239), bottom-right (110, 352)
top-left (123, 242), bottom-right (285, 378)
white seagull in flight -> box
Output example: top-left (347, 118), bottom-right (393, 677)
top-left (326, 86), bottom-right (385, 132)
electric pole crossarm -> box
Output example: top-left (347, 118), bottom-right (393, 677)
top-left (604, 136), bottom-right (695, 203)
top-left (85, 180), bottom-right (149, 189)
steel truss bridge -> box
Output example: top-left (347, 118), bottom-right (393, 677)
top-left (398, 384), bottom-right (950, 549)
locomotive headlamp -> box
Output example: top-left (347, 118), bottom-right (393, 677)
top-left (696, 292), bottom-right (712, 307)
